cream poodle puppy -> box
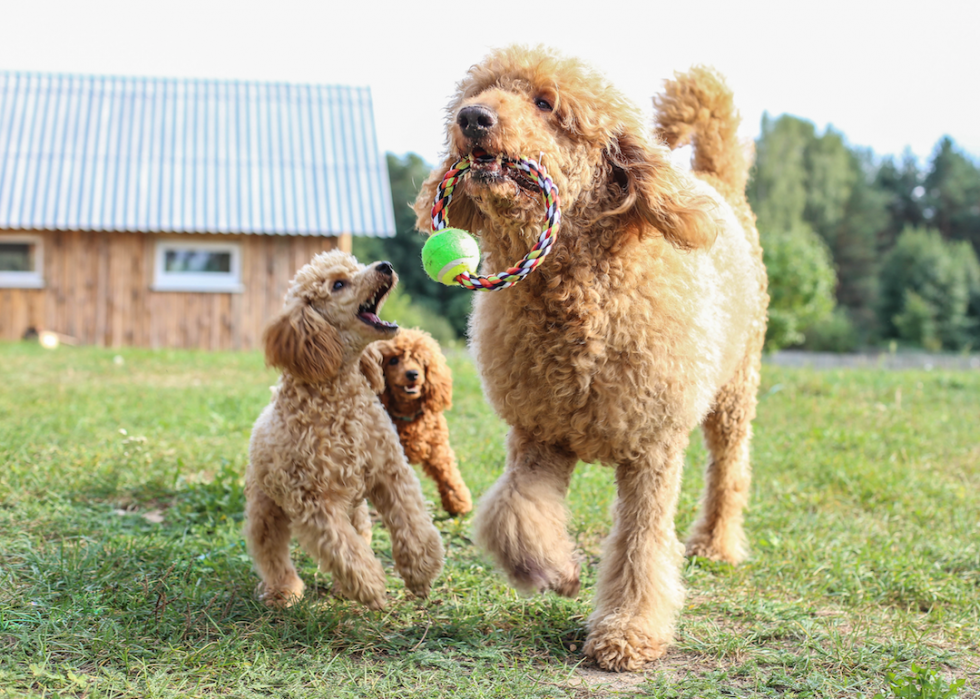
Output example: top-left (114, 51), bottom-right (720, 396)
top-left (244, 250), bottom-right (444, 610)
top-left (414, 46), bottom-right (768, 670)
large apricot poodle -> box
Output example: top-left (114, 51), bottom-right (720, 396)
top-left (414, 46), bottom-right (768, 670)
top-left (370, 328), bottom-right (473, 516)
top-left (244, 251), bottom-right (444, 610)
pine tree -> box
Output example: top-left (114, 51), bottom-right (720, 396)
top-left (924, 137), bottom-right (980, 253)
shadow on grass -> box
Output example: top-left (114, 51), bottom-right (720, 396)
top-left (2, 490), bottom-right (589, 675)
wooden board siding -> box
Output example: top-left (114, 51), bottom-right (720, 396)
top-left (0, 230), bottom-right (351, 350)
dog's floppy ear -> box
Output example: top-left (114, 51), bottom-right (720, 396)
top-left (420, 337), bottom-right (453, 413)
top-left (263, 301), bottom-right (343, 383)
top-left (413, 157), bottom-right (482, 236)
top-left (359, 343), bottom-right (386, 395)
top-left (598, 130), bottom-right (717, 250)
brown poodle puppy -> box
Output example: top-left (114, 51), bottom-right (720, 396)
top-left (413, 47), bottom-right (768, 671)
top-left (369, 328), bottom-right (473, 516)
top-left (244, 250), bottom-right (444, 610)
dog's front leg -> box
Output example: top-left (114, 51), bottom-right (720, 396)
top-left (420, 420), bottom-right (472, 516)
top-left (366, 454), bottom-right (445, 599)
top-left (292, 506), bottom-right (388, 609)
top-left (244, 485), bottom-right (306, 607)
top-left (584, 436), bottom-right (688, 672)
top-left (473, 427), bottom-right (580, 596)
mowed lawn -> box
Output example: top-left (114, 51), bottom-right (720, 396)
top-left (0, 341), bottom-right (977, 698)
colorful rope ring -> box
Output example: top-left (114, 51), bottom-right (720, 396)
top-left (428, 154), bottom-right (561, 291)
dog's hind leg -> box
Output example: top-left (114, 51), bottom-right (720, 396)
top-left (685, 349), bottom-right (761, 564)
top-left (473, 427), bottom-right (580, 597)
top-left (585, 436), bottom-right (687, 671)
top-left (245, 487), bottom-right (305, 607)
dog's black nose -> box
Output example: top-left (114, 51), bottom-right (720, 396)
top-left (375, 261), bottom-right (393, 276)
top-left (406, 370), bottom-right (419, 382)
top-left (457, 105), bottom-right (497, 139)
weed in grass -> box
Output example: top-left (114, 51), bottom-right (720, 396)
top-left (874, 665), bottom-right (967, 699)
top-left (169, 458), bottom-right (246, 528)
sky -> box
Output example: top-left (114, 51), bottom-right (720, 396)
top-left (1, 0), bottom-right (977, 168)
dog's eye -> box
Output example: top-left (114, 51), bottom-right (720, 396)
top-left (388, 357), bottom-right (399, 366)
top-left (331, 279), bottom-right (347, 291)
top-left (534, 97), bottom-right (553, 112)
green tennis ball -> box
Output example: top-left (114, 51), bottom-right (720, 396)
top-left (422, 228), bottom-right (481, 285)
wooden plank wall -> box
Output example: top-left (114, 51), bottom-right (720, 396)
top-left (0, 230), bottom-right (351, 350)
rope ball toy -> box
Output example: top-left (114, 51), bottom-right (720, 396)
top-left (422, 152), bottom-right (561, 291)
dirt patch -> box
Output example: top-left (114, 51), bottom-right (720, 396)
top-left (564, 665), bottom-right (649, 694)
top-left (560, 650), bottom-right (740, 697)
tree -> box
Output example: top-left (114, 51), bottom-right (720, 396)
top-left (923, 137), bottom-right (980, 254)
top-left (748, 113), bottom-right (812, 235)
top-left (749, 114), bottom-right (901, 342)
top-left (761, 223), bottom-right (837, 351)
top-left (825, 149), bottom-right (889, 331)
top-left (748, 114), bottom-right (840, 348)
top-left (802, 127), bottom-right (856, 238)
top-left (878, 226), bottom-right (979, 349)
top-left (874, 150), bottom-right (925, 252)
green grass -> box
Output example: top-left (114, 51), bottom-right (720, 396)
top-left (0, 341), bottom-right (977, 698)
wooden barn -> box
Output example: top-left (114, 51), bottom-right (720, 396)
top-left (0, 72), bottom-right (395, 350)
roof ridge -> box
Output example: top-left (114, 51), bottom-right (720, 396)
top-left (0, 70), bottom-right (370, 92)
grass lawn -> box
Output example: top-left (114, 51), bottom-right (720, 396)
top-left (0, 341), bottom-right (977, 698)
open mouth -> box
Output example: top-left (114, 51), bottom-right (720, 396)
top-left (357, 280), bottom-right (397, 332)
top-left (401, 385), bottom-right (421, 396)
top-left (468, 148), bottom-right (538, 192)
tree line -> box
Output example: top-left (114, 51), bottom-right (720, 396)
top-left (357, 123), bottom-right (980, 352)
top-left (749, 115), bottom-right (980, 351)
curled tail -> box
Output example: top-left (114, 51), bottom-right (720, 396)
top-left (654, 66), bottom-right (750, 195)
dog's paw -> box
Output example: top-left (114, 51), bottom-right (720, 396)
top-left (583, 625), bottom-right (668, 672)
top-left (512, 556), bottom-right (581, 598)
top-left (364, 593), bottom-right (387, 610)
top-left (438, 482), bottom-right (473, 517)
top-left (334, 576), bottom-right (387, 609)
top-left (334, 564), bottom-right (388, 609)
top-left (257, 578), bottom-right (305, 608)
top-left (404, 541), bottom-right (444, 598)
top-left (405, 580), bottom-right (431, 600)
top-left (549, 558), bottom-right (581, 597)
top-left (399, 532), bottom-right (445, 598)
top-left (684, 531), bottom-right (747, 565)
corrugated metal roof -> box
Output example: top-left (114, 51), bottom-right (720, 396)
top-left (0, 72), bottom-right (395, 237)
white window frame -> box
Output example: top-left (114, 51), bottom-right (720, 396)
top-left (0, 234), bottom-right (45, 289)
top-left (152, 239), bottom-right (243, 293)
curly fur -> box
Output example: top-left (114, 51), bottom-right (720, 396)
top-left (244, 250), bottom-right (444, 609)
top-left (367, 328), bottom-right (473, 516)
top-left (414, 46), bottom-right (768, 671)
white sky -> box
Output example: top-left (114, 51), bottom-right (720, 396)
top-left (1, 0), bottom-right (977, 167)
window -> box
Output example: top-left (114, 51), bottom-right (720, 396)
top-left (0, 235), bottom-right (44, 288)
top-left (152, 239), bottom-right (242, 292)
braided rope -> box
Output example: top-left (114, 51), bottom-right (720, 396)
top-left (430, 154), bottom-right (561, 291)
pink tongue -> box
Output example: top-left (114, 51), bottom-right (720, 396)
top-left (360, 312), bottom-right (380, 323)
